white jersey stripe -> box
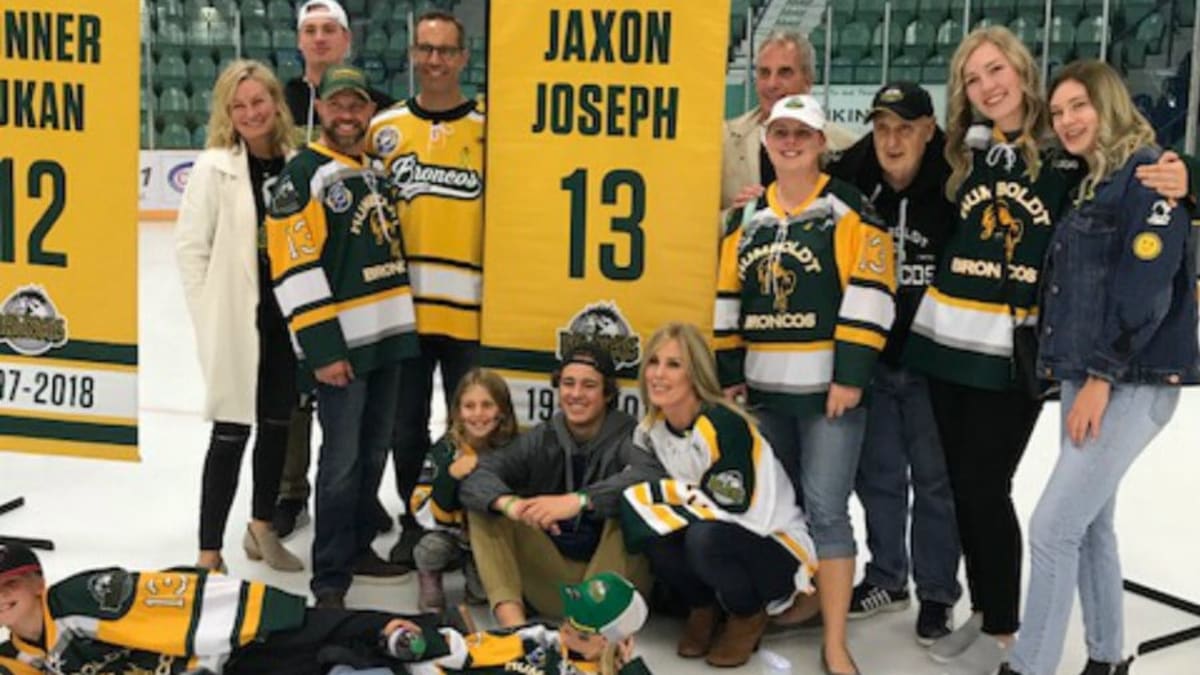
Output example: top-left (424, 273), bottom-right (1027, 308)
top-left (409, 262), bottom-right (482, 305)
top-left (275, 267), bottom-right (333, 317)
top-left (192, 575), bottom-right (242, 654)
top-left (745, 347), bottom-right (833, 394)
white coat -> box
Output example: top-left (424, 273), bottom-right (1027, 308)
top-left (175, 143), bottom-right (266, 425)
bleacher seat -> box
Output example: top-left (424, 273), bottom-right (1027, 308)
top-left (158, 87), bottom-right (191, 124)
top-left (1075, 16), bottom-right (1106, 58)
top-left (981, 0), bottom-right (1014, 22)
top-left (839, 22), bottom-right (873, 60)
top-left (934, 18), bottom-right (962, 55)
top-left (190, 89), bottom-right (212, 123)
top-left (924, 0), bottom-right (951, 21)
top-left (856, 53), bottom-right (883, 84)
top-left (923, 53), bottom-right (949, 84)
top-left (890, 53), bottom-right (923, 82)
top-left (343, 0), bottom-right (367, 13)
top-left (1120, 0), bottom-right (1157, 29)
top-left (141, 117), bottom-right (152, 149)
top-left (902, 19), bottom-right (936, 59)
top-left (364, 29), bottom-right (390, 59)
top-left (272, 27), bottom-right (298, 49)
top-left (156, 19), bottom-right (188, 50)
top-left (276, 51), bottom-right (303, 81)
top-left (1135, 13), bottom-right (1166, 54)
top-left (192, 124), bottom-right (208, 148)
top-left (155, 0), bottom-right (185, 22)
top-left (369, 0), bottom-right (391, 24)
top-left (1045, 15), bottom-right (1077, 61)
top-left (1009, 16), bottom-right (1039, 51)
top-left (242, 25), bottom-right (273, 61)
top-left (389, 72), bottom-right (410, 101)
top-left (854, 0), bottom-right (886, 27)
top-left (872, 20), bottom-right (905, 57)
top-left (241, 0), bottom-right (269, 27)
top-left (1055, 0), bottom-right (1086, 22)
top-left (361, 56), bottom-right (388, 88)
top-left (266, 0), bottom-right (295, 27)
top-left (183, 0), bottom-right (209, 21)
top-left (187, 54), bottom-right (218, 88)
top-left (156, 53), bottom-right (189, 88)
top-left (160, 122), bottom-right (194, 149)
top-left (211, 0), bottom-right (238, 22)
top-left (186, 18), bottom-right (214, 51)
top-left (890, 0), bottom-right (920, 30)
top-left (831, 55), bottom-right (856, 84)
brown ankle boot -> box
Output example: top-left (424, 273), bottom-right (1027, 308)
top-left (417, 571), bottom-right (445, 613)
top-left (677, 606), bottom-right (719, 658)
top-left (706, 609), bottom-right (768, 667)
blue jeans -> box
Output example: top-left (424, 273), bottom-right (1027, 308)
top-left (758, 405), bottom-right (866, 559)
top-left (312, 363), bottom-right (403, 596)
top-left (1010, 381), bottom-right (1179, 675)
top-left (856, 363), bottom-right (962, 605)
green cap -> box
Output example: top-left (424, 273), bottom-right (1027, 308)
top-left (318, 65), bottom-right (370, 101)
top-left (559, 572), bottom-right (648, 642)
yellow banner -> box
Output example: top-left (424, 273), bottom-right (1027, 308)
top-left (0, 2), bottom-right (140, 460)
top-left (482, 0), bottom-right (727, 426)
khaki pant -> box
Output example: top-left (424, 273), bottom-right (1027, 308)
top-left (468, 511), bottom-right (651, 618)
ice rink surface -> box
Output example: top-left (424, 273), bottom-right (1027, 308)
top-left (1, 221), bottom-right (1198, 674)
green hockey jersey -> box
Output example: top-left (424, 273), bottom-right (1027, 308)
top-left (409, 624), bottom-right (652, 675)
top-left (0, 567), bottom-right (306, 675)
top-left (265, 142), bottom-right (419, 384)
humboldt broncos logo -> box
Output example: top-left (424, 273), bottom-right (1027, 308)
top-left (980, 198), bottom-right (1023, 262)
top-left (757, 259), bottom-right (796, 313)
top-left (557, 301), bottom-right (642, 370)
top-left (388, 153), bottom-right (481, 202)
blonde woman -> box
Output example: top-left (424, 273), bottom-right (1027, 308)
top-left (999, 60), bottom-right (1199, 675)
top-left (902, 28), bottom-right (1194, 674)
top-left (621, 322), bottom-right (817, 669)
top-left (176, 60), bottom-right (303, 573)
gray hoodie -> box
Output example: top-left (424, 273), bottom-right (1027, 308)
top-left (460, 409), bottom-right (666, 519)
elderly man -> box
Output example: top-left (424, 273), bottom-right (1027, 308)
top-left (459, 344), bottom-right (664, 629)
top-left (825, 81), bottom-right (962, 647)
top-left (721, 29), bottom-right (857, 213)
top-left (275, 0), bottom-right (396, 541)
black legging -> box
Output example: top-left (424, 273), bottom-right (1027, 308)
top-left (198, 256), bottom-right (298, 551)
top-left (644, 521), bottom-right (799, 616)
top-left (928, 377), bottom-right (1041, 635)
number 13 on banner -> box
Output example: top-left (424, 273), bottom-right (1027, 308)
top-left (481, 0), bottom-right (729, 428)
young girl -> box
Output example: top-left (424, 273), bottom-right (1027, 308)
top-left (409, 369), bottom-right (517, 613)
top-left (1000, 60), bottom-right (1198, 675)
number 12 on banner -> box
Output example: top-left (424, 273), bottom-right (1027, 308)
top-left (0, 157), bottom-right (67, 267)
top-left (561, 168), bottom-right (645, 281)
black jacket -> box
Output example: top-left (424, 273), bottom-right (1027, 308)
top-left (827, 127), bottom-right (955, 365)
top-left (459, 410), bottom-right (666, 519)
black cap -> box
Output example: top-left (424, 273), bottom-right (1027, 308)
top-left (867, 81), bottom-right (934, 121)
top-left (559, 342), bottom-right (617, 379)
top-left (0, 542), bottom-right (41, 580)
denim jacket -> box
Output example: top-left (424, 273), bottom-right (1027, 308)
top-left (1038, 146), bottom-right (1200, 385)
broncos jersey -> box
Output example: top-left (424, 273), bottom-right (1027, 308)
top-left (408, 624), bottom-right (652, 675)
top-left (368, 97), bottom-right (485, 342)
top-left (0, 567), bottom-right (305, 675)
top-left (715, 175), bottom-right (897, 415)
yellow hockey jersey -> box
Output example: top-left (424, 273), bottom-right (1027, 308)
top-left (368, 97), bottom-right (485, 342)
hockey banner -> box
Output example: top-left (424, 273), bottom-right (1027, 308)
top-left (0, 2), bottom-right (140, 460)
top-left (483, 0), bottom-right (727, 426)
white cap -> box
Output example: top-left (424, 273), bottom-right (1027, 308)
top-left (297, 0), bottom-right (349, 31)
top-left (765, 94), bottom-right (826, 132)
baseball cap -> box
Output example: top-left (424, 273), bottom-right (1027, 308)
top-left (296, 0), bottom-right (349, 31)
top-left (319, 65), bottom-right (371, 101)
top-left (765, 94), bottom-right (826, 131)
top-left (867, 81), bottom-right (934, 121)
top-left (559, 342), bottom-right (617, 380)
top-left (0, 542), bottom-right (41, 581)
top-left (560, 572), bottom-right (648, 642)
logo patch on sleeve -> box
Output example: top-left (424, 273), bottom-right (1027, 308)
top-left (1133, 232), bottom-right (1162, 260)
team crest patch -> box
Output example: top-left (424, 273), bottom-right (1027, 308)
top-left (87, 570), bottom-right (135, 614)
top-left (271, 176), bottom-right (302, 214)
top-left (879, 87), bottom-right (903, 103)
top-left (0, 285), bottom-right (68, 356)
top-left (1133, 232), bottom-right (1162, 260)
top-left (1146, 199), bottom-right (1172, 226)
top-left (325, 181), bottom-right (353, 213)
top-left (373, 126), bottom-right (401, 155)
top-left (706, 470), bottom-right (746, 507)
top-left (556, 301), bottom-right (642, 370)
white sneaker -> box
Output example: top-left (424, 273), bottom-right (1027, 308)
top-left (940, 633), bottom-right (1008, 675)
top-left (929, 612), bottom-right (983, 663)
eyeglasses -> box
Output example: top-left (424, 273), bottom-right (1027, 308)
top-left (412, 43), bottom-right (463, 58)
